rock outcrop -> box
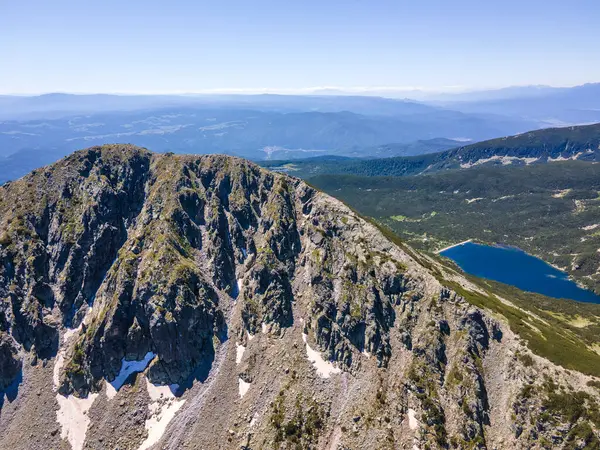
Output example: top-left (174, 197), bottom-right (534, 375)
top-left (0, 145), bottom-right (599, 449)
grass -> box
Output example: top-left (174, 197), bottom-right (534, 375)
top-left (270, 389), bottom-right (327, 449)
top-left (443, 278), bottom-right (600, 376)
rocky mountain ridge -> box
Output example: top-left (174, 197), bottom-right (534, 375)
top-left (0, 145), bottom-right (599, 449)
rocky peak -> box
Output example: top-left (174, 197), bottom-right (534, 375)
top-left (1, 145), bottom-right (599, 449)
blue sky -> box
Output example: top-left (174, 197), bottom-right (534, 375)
top-left (2, 0), bottom-right (599, 94)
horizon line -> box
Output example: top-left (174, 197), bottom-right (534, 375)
top-left (2, 82), bottom-right (598, 97)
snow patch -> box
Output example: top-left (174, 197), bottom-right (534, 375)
top-left (552, 189), bottom-right (572, 198)
top-left (466, 197), bottom-right (483, 204)
top-left (582, 224), bottom-right (600, 231)
top-left (236, 343), bottom-right (246, 364)
top-left (107, 352), bottom-right (156, 399)
top-left (56, 393), bottom-right (99, 450)
top-left (247, 331), bottom-right (255, 341)
top-left (302, 333), bottom-right (341, 378)
top-left (139, 381), bottom-right (186, 450)
top-left (238, 378), bottom-right (251, 398)
top-left (492, 195), bottom-right (515, 202)
top-left (53, 353), bottom-right (65, 389)
top-left (53, 307), bottom-right (95, 390)
top-left (105, 382), bottom-right (118, 399)
top-left (407, 408), bottom-right (419, 430)
top-left (548, 151), bottom-right (590, 162)
top-left (460, 155), bottom-right (538, 168)
top-left (261, 322), bottom-right (268, 334)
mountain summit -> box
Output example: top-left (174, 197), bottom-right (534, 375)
top-left (0, 145), bottom-right (599, 449)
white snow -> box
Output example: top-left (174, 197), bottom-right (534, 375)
top-left (466, 197), bottom-right (483, 204)
top-left (236, 343), bottom-right (246, 364)
top-left (492, 195), bottom-right (515, 202)
top-left (106, 352), bottom-right (156, 399)
top-left (139, 381), bottom-right (186, 450)
top-left (56, 393), bottom-right (99, 450)
top-left (247, 331), bottom-right (255, 341)
top-left (552, 189), bottom-right (572, 198)
top-left (302, 333), bottom-right (341, 378)
top-left (548, 150), bottom-right (590, 162)
top-left (237, 278), bottom-right (243, 294)
top-left (460, 155), bottom-right (538, 169)
top-left (105, 382), bottom-right (118, 400)
top-left (261, 323), bottom-right (268, 334)
top-left (238, 377), bottom-right (251, 398)
top-left (54, 327), bottom-right (82, 390)
top-left (407, 408), bottom-right (419, 430)
top-left (53, 352), bottom-right (65, 389)
top-left (53, 307), bottom-right (95, 390)
top-left (582, 224), bottom-right (600, 231)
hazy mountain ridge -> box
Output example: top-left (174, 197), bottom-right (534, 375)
top-left (0, 93), bottom-right (440, 120)
top-left (3, 85), bottom-right (599, 186)
top-left (0, 105), bottom-right (538, 184)
top-left (438, 83), bottom-right (600, 123)
top-left (266, 123), bottom-right (600, 178)
top-left (1, 145), bottom-right (600, 449)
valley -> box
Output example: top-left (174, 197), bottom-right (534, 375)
top-left (308, 138), bottom-right (600, 295)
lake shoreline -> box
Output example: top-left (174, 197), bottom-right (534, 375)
top-left (440, 240), bottom-right (600, 304)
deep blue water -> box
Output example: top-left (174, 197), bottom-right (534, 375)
top-left (441, 242), bottom-right (600, 304)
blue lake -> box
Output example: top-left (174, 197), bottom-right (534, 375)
top-left (440, 241), bottom-right (600, 304)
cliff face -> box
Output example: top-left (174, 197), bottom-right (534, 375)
top-left (0, 145), bottom-right (599, 450)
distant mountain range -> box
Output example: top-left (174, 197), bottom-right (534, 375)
top-left (3, 83), bottom-right (600, 120)
top-left (434, 83), bottom-right (600, 123)
top-left (0, 93), bottom-right (440, 120)
top-left (1, 84), bottom-right (600, 185)
top-left (0, 105), bottom-right (536, 184)
top-left (264, 123), bottom-right (600, 178)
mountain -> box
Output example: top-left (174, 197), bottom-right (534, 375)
top-left (437, 83), bottom-right (600, 124)
top-left (0, 93), bottom-right (452, 120)
top-left (328, 138), bottom-right (465, 159)
top-left (427, 85), bottom-right (565, 102)
top-left (1, 145), bottom-right (600, 449)
top-left (0, 106), bottom-right (539, 184)
top-left (266, 123), bottom-right (600, 179)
